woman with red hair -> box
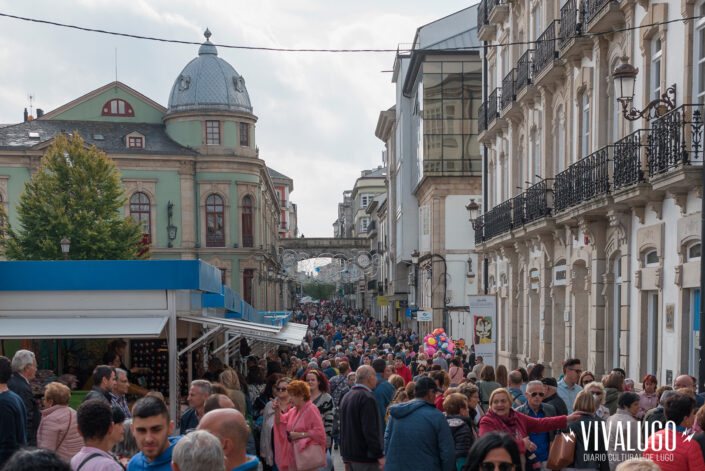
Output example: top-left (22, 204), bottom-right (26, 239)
top-left (273, 380), bottom-right (326, 471)
top-left (637, 375), bottom-right (658, 419)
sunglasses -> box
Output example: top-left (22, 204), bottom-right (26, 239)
top-left (592, 391), bottom-right (603, 396)
top-left (530, 392), bottom-right (545, 397)
top-left (276, 387), bottom-right (288, 392)
top-left (569, 368), bottom-right (583, 374)
top-left (480, 462), bottom-right (514, 471)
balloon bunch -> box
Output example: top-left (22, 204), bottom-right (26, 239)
top-left (423, 328), bottom-right (455, 357)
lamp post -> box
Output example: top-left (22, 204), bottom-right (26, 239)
top-left (411, 250), bottom-right (448, 333)
top-left (60, 237), bottom-right (70, 260)
top-left (467, 199), bottom-right (488, 295)
top-left (612, 62), bottom-right (676, 121)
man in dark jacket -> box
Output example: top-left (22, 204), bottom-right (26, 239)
top-left (7, 349), bottom-right (39, 446)
top-left (516, 380), bottom-right (557, 466)
top-left (0, 356), bottom-right (27, 467)
top-left (542, 377), bottom-right (568, 416)
top-left (384, 377), bottom-right (455, 471)
top-left (339, 365), bottom-right (384, 471)
top-left (371, 358), bottom-right (395, 423)
top-left (83, 365), bottom-right (116, 403)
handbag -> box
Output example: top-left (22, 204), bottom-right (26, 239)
top-left (546, 431), bottom-right (576, 470)
top-left (291, 402), bottom-right (327, 471)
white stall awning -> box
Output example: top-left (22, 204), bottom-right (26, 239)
top-left (273, 322), bottom-right (308, 347)
top-left (0, 316), bottom-right (169, 339)
top-left (180, 316), bottom-right (307, 347)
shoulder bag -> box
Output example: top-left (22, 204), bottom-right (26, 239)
top-left (291, 402), bottom-right (327, 471)
top-left (546, 430), bottom-right (576, 470)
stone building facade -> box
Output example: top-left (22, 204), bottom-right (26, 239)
top-left (0, 31), bottom-right (288, 311)
top-left (476, 0), bottom-right (704, 382)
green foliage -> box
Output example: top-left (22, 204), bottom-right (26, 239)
top-left (1, 132), bottom-right (145, 260)
top-left (302, 281), bottom-right (336, 301)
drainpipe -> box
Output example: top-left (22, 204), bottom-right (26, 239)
top-left (483, 39), bottom-right (489, 296)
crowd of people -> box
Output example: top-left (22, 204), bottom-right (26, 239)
top-left (1, 301), bottom-right (705, 470)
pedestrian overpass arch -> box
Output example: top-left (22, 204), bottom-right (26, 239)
top-left (278, 238), bottom-right (378, 282)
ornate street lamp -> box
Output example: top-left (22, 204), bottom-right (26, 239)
top-left (60, 237), bottom-right (70, 260)
top-left (466, 199), bottom-right (483, 231)
top-left (612, 62), bottom-right (676, 121)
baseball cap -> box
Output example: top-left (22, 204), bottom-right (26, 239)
top-left (467, 372), bottom-right (477, 380)
top-left (414, 377), bottom-right (441, 397)
top-left (541, 377), bottom-right (558, 388)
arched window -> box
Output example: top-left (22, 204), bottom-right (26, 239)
top-left (651, 38), bottom-right (662, 100)
top-left (242, 196), bottom-right (253, 248)
top-left (556, 106), bottom-right (564, 173)
top-left (644, 249), bottom-right (659, 267)
top-left (102, 99), bottom-right (134, 117)
top-left (129, 192), bottom-right (150, 237)
top-left (688, 243), bottom-right (701, 261)
top-left (581, 92), bottom-right (590, 159)
top-left (206, 194), bottom-right (225, 247)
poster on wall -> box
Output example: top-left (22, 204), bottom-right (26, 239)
top-left (469, 295), bottom-right (497, 367)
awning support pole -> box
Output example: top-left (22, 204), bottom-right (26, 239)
top-left (213, 334), bottom-right (241, 356)
top-left (178, 326), bottom-right (223, 357)
top-left (187, 323), bottom-right (193, 389)
top-left (168, 291), bottom-right (178, 426)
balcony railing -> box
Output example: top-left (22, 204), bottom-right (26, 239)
top-left (478, 101), bottom-right (488, 133)
top-left (488, 88), bottom-right (500, 125)
top-left (534, 21), bottom-right (559, 76)
top-left (502, 69), bottom-right (516, 110)
top-left (485, 199), bottom-right (513, 240)
top-left (423, 159), bottom-right (482, 175)
top-left (487, 0), bottom-right (504, 18)
top-left (554, 146), bottom-right (611, 212)
top-left (512, 194), bottom-right (524, 228)
top-left (613, 129), bottom-right (647, 190)
top-left (474, 214), bottom-right (485, 245)
top-left (559, 0), bottom-right (581, 48)
top-left (648, 105), bottom-right (704, 177)
top-left (584, 0), bottom-right (610, 24)
top-left (516, 50), bottom-right (534, 92)
top-left (524, 179), bottom-right (552, 223)
top-left (478, 0), bottom-right (488, 26)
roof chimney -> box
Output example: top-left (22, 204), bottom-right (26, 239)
top-left (36, 108), bottom-right (44, 118)
top-left (23, 108), bottom-right (28, 122)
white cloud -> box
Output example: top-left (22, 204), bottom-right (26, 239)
top-left (0, 0), bottom-right (472, 235)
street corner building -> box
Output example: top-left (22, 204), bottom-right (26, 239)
top-left (474, 0), bottom-right (704, 383)
top-left (0, 30), bottom-right (298, 312)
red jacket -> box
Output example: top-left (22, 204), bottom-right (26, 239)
top-left (395, 365), bottom-right (412, 385)
top-left (643, 428), bottom-right (705, 471)
top-left (479, 409), bottom-right (567, 454)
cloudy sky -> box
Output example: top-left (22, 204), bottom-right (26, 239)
top-left (0, 0), bottom-right (472, 236)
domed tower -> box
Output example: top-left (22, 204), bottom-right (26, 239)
top-left (164, 29), bottom-right (257, 155)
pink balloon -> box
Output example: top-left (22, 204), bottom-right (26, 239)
top-left (426, 346), bottom-right (437, 355)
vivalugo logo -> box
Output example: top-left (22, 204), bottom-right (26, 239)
top-left (559, 421), bottom-right (688, 460)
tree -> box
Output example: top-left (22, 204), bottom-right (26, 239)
top-left (302, 282), bottom-right (336, 301)
top-left (1, 132), bottom-right (145, 260)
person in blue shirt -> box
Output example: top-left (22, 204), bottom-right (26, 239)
top-left (515, 380), bottom-right (557, 466)
top-left (199, 408), bottom-right (259, 471)
top-left (507, 370), bottom-right (527, 408)
top-left (128, 396), bottom-right (181, 471)
top-left (557, 358), bottom-right (583, 414)
top-left (171, 430), bottom-right (226, 471)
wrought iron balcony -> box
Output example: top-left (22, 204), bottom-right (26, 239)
top-left (534, 21), bottom-right (559, 76)
top-left (512, 193), bottom-right (524, 227)
top-left (484, 199), bottom-right (513, 240)
top-left (554, 146), bottom-right (611, 212)
top-left (502, 69), bottom-right (516, 110)
top-left (516, 50), bottom-right (534, 92)
top-left (478, 101), bottom-right (487, 133)
top-left (648, 105), bottom-right (704, 177)
top-left (584, 0), bottom-right (611, 24)
top-left (558, 0), bottom-right (581, 48)
top-left (474, 214), bottom-right (485, 245)
top-left (478, 0), bottom-right (488, 26)
top-left (612, 129), bottom-right (647, 190)
top-left (488, 88), bottom-right (500, 125)
top-left (524, 179), bottom-right (552, 223)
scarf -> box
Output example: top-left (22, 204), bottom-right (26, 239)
top-left (485, 409), bottom-right (522, 437)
